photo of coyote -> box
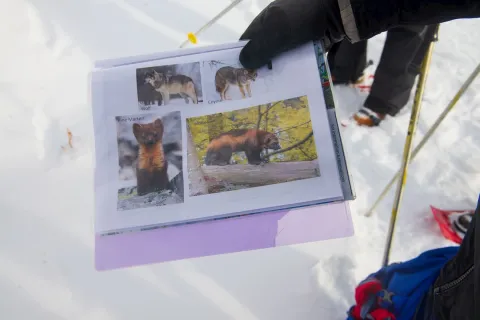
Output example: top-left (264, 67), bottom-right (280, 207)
top-left (202, 59), bottom-right (273, 104)
top-left (215, 66), bottom-right (257, 100)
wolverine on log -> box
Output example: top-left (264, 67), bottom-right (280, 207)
top-left (204, 129), bottom-right (281, 166)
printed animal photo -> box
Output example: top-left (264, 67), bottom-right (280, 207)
top-left (202, 59), bottom-right (274, 104)
top-left (186, 95), bottom-right (320, 196)
top-left (136, 62), bottom-right (203, 110)
top-left (116, 111), bottom-right (184, 211)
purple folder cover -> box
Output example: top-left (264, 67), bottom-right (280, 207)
top-left (95, 202), bottom-right (354, 271)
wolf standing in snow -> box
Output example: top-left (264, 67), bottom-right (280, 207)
top-left (144, 70), bottom-right (198, 105)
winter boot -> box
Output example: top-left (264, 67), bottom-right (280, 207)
top-left (352, 106), bottom-right (386, 127)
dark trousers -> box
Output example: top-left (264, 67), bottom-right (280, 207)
top-left (416, 195), bottom-right (479, 320)
top-left (328, 24), bottom-right (438, 116)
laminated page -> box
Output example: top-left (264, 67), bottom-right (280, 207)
top-left (91, 41), bottom-right (346, 235)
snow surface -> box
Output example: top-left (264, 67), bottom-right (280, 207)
top-left (1, 0), bottom-right (479, 319)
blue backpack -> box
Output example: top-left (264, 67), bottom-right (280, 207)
top-left (346, 246), bottom-right (459, 320)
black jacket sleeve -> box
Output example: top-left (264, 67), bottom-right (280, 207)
top-left (339, 0), bottom-right (480, 41)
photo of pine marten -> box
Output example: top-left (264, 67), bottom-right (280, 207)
top-left (133, 119), bottom-right (170, 196)
top-left (115, 111), bottom-right (184, 211)
top-left (186, 95), bottom-right (320, 196)
top-left (136, 62), bottom-right (203, 110)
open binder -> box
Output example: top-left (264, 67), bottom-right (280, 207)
top-left (90, 40), bottom-right (355, 270)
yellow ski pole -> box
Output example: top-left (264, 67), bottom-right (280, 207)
top-left (365, 61), bottom-right (480, 218)
top-left (381, 25), bottom-right (439, 267)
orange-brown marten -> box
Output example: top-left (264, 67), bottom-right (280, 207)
top-left (132, 118), bottom-right (170, 196)
top-left (205, 129), bottom-right (281, 165)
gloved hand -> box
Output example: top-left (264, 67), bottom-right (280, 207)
top-left (239, 0), bottom-right (346, 69)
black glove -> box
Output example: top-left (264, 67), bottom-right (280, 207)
top-left (239, 0), bottom-right (346, 69)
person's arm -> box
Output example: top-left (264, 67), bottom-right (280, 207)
top-left (342, 0), bottom-right (480, 42)
top-left (239, 0), bottom-right (480, 69)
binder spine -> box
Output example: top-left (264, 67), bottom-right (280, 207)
top-left (312, 40), bottom-right (356, 200)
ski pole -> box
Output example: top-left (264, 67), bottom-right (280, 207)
top-left (381, 25), bottom-right (439, 267)
top-left (179, 0), bottom-right (244, 48)
top-left (365, 61), bottom-right (480, 217)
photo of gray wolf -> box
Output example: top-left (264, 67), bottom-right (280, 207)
top-left (136, 62), bottom-right (203, 110)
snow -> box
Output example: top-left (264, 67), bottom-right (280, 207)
top-left (1, 0), bottom-right (479, 319)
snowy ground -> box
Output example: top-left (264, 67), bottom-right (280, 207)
top-left (1, 0), bottom-right (479, 319)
